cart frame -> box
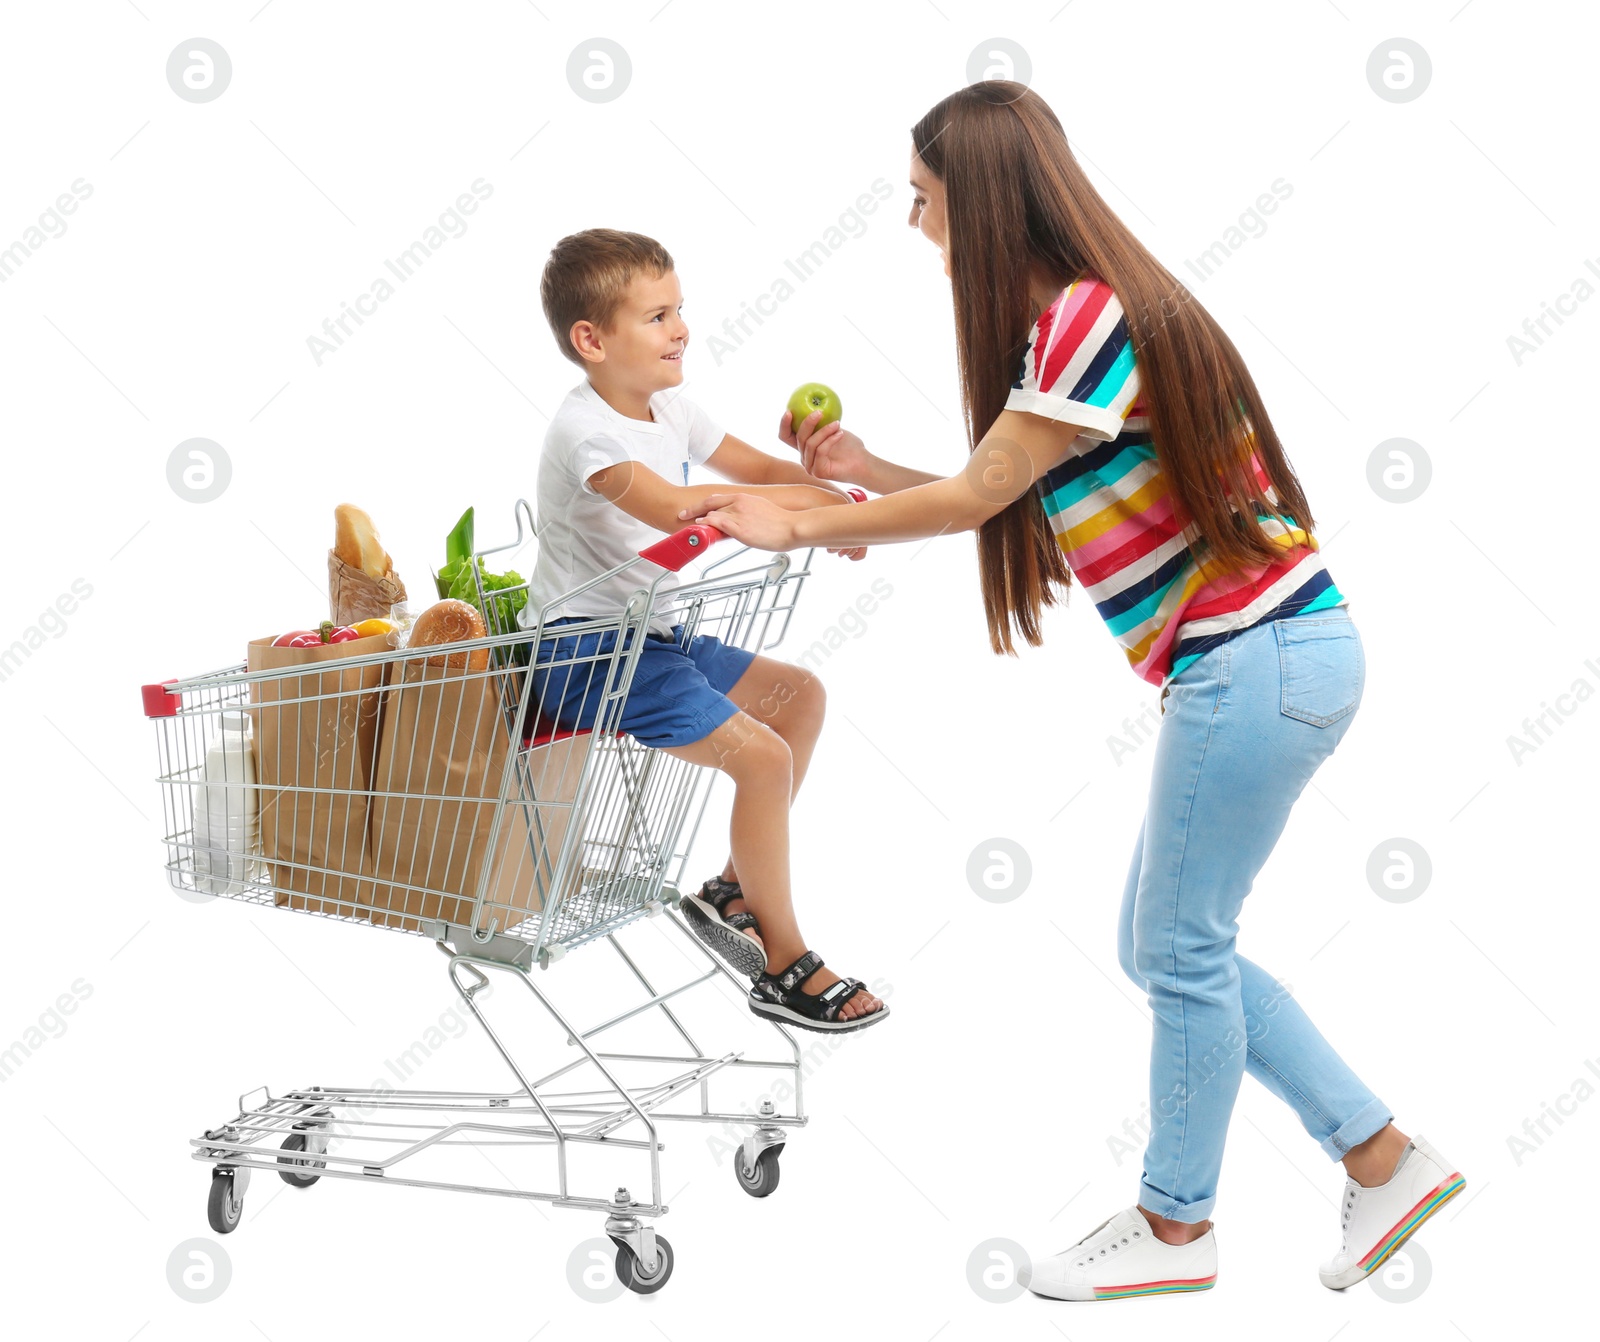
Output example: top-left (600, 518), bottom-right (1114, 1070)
top-left (143, 507), bottom-right (846, 1291)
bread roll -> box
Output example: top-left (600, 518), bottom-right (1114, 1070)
top-left (410, 599), bottom-right (488, 672)
top-left (334, 504), bottom-right (390, 579)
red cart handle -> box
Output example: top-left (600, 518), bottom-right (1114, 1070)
top-left (639, 490), bottom-right (863, 572)
top-left (142, 679), bottom-right (180, 717)
top-left (639, 523), bottom-right (726, 573)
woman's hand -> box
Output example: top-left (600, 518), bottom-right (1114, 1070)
top-left (680, 493), bottom-right (801, 552)
top-left (780, 409), bottom-right (875, 486)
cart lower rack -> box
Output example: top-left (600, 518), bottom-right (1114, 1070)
top-left (144, 513), bottom-right (823, 1292)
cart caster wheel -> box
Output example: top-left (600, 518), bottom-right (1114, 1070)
top-left (207, 1171), bottom-right (244, 1234)
top-left (735, 1143), bottom-right (783, 1198)
top-left (277, 1132), bottom-right (324, 1187)
top-left (613, 1234), bottom-right (674, 1294)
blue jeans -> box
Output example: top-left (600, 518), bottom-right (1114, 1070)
top-left (1116, 607), bottom-right (1391, 1222)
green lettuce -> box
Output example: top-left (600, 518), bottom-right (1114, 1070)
top-left (446, 555), bottom-right (528, 636)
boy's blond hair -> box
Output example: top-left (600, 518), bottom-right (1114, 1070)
top-left (540, 228), bottom-right (675, 367)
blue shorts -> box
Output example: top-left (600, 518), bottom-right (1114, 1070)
top-left (531, 616), bottom-right (757, 749)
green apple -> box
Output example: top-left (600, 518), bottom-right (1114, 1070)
top-left (786, 382), bottom-right (842, 433)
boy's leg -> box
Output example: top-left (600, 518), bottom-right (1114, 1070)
top-left (660, 712), bottom-right (882, 1021)
top-left (726, 654), bottom-right (827, 798)
top-left (712, 655), bottom-right (826, 887)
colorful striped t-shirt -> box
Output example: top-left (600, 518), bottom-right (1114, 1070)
top-left (1006, 276), bottom-right (1347, 688)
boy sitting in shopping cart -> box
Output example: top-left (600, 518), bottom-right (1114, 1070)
top-left (518, 227), bottom-right (888, 1034)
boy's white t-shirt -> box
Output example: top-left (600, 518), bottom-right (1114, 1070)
top-left (521, 379), bottom-right (725, 636)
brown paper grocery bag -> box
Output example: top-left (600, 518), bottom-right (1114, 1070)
top-left (246, 633), bottom-right (393, 915)
top-left (363, 655), bottom-right (564, 935)
top-left (328, 549), bottom-right (407, 627)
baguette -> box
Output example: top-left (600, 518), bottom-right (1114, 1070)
top-left (334, 503), bottom-right (391, 579)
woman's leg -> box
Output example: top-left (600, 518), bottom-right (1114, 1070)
top-left (1114, 612), bottom-right (1387, 1226)
top-left (1119, 819), bottom-right (1405, 1209)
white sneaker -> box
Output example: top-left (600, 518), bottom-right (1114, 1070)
top-left (1319, 1133), bottom-right (1466, 1290)
top-left (1019, 1205), bottom-right (1218, 1301)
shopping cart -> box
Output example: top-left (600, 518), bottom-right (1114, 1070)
top-left (140, 502), bottom-right (833, 1293)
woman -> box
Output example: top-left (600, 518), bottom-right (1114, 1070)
top-left (683, 82), bottom-right (1466, 1302)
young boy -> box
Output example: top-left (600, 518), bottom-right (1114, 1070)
top-left (520, 227), bottom-right (887, 1033)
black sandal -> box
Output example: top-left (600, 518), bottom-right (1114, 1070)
top-left (748, 950), bottom-right (889, 1034)
top-left (682, 876), bottom-right (766, 977)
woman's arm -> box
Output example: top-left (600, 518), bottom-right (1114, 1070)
top-left (698, 428), bottom-right (869, 562)
top-left (859, 456), bottom-right (945, 494)
top-left (745, 482), bottom-right (856, 509)
top-left (797, 474), bottom-right (983, 547)
top-left (686, 410), bottom-right (1085, 550)
top-left (703, 432), bottom-right (853, 498)
top-left (784, 409), bottom-right (949, 495)
top-left (590, 461), bottom-right (849, 535)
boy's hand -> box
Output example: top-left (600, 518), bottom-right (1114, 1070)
top-left (827, 546), bottom-right (868, 561)
top-left (780, 409), bottom-right (874, 486)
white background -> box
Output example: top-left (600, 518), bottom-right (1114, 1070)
top-left (1, 1), bottom-right (1593, 1337)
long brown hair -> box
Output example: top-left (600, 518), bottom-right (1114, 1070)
top-left (912, 82), bottom-right (1320, 655)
